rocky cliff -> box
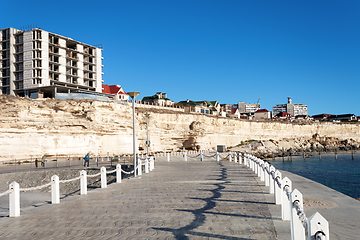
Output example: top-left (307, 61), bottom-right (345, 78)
top-left (0, 95), bottom-right (359, 160)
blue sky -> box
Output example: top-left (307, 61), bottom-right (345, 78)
top-left (3, 0), bottom-right (360, 115)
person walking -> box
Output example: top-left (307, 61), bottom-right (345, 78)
top-left (84, 153), bottom-right (90, 167)
top-left (35, 158), bottom-right (38, 168)
top-left (41, 156), bottom-right (45, 167)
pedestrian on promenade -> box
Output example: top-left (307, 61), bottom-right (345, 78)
top-left (41, 156), bottom-right (45, 167)
top-left (84, 153), bottom-right (90, 167)
top-left (35, 158), bottom-right (38, 168)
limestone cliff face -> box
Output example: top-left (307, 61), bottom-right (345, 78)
top-left (0, 95), bottom-right (359, 159)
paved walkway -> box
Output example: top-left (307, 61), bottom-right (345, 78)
top-left (0, 155), bottom-right (286, 239)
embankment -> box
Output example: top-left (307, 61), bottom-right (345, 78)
top-left (0, 95), bottom-right (359, 160)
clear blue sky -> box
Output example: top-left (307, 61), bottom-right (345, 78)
top-left (3, 0), bottom-right (360, 115)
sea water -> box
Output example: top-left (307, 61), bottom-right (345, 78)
top-left (269, 152), bottom-right (360, 199)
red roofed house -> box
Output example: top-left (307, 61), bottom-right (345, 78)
top-left (254, 109), bottom-right (271, 120)
top-left (274, 111), bottom-right (294, 120)
top-left (102, 84), bottom-right (129, 101)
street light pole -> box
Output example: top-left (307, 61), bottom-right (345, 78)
top-left (144, 113), bottom-right (151, 157)
top-left (128, 92), bottom-right (140, 177)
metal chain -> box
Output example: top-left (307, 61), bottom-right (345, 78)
top-left (87, 172), bottom-right (102, 178)
top-left (59, 176), bottom-right (82, 183)
top-left (121, 162), bottom-right (143, 174)
top-left (20, 182), bottom-right (53, 192)
top-left (107, 169), bottom-right (117, 174)
top-left (0, 189), bottom-right (14, 197)
top-left (203, 154), bottom-right (217, 158)
top-left (218, 154), bottom-right (229, 160)
top-left (284, 185), bottom-right (291, 199)
top-left (293, 200), bottom-right (309, 235)
top-left (275, 176), bottom-right (281, 188)
top-left (188, 154), bottom-right (201, 158)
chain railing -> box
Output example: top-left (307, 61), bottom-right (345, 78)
top-left (1, 157), bottom-right (156, 218)
top-left (241, 153), bottom-right (330, 240)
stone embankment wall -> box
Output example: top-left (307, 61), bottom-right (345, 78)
top-left (0, 96), bottom-right (359, 160)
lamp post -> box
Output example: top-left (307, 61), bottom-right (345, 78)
top-left (128, 92), bottom-right (140, 177)
top-left (144, 113), bottom-right (151, 157)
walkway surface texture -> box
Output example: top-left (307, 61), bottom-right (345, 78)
top-left (0, 155), bottom-right (289, 239)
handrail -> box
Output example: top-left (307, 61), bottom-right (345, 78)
top-left (241, 153), bottom-right (330, 240)
top-left (4, 159), bottom-right (155, 218)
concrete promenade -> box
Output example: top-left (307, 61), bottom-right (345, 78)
top-left (0, 155), bottom-right (289, 239)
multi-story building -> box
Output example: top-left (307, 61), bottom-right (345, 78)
top-left (237, 102), bottom-right (260, 114)
top-left (0, 27), bottom-right (103, 98)
top-left (272, 97), bottom-right (308, 116)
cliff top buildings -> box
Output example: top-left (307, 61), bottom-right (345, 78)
top-left (272, 97), bottom-right (308, 117)
top-left (238, 102), bottom-right (260, 114)
top-left (0, 27), bottom-right (103, 98)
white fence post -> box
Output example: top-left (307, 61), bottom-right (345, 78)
top-left (138, 158), bottom-right (142, 176)
top-left (200, 151), bottom-right (203, 161)
top-left (264, 163), bottom-right (270, 186)
top-left (216, 152), bottom-right (219, 162)
top-left (239, 153), bottom-right (242, 164)
top-left (254, 159), bottom-right (258, 175)
top-left (51, 175), bottom-right (60, 204)
top-left (150, 157), bottom-right (154, 171)
top-left (229, 152), bottom-right (232, 162)
top-left (260, 161), bottom-right (265, 181)
top-left (290, 189), bottom-right (306, 240)
top-left (116, 164), bottom-right (122, 183)
top-left (308, 212), bottom-right (329, 240)
top-left (167, 152), bottom-right (170, 162)
top-left (269, 166), bottom-right (276, 194)
top-left (145, 158), bottom-right (149, 173)
top-left (80, 170), bottom-right (87, 195)
top-left (234, 153), bottom-right (237, 163)
top-left (282, 177), bottom-right (292, 220)
top-left (101, 167), bottom-right (107, 188)
top-left (184, 152), bottom-right (187, 161)
top-left (274, 170), bottom-right (282, 205)
top-left (9, 182), bottom-right (20, 217)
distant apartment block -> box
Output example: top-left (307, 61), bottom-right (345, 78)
top-left (238, 102), bottom-right (260, 114)
top-left (272, 97), bottom-right (307, 117)
top-left (0, 27), bottom-right (103, 97)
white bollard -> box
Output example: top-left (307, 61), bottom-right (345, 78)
top-left (116, 164), bottom-right (122, 183)
top-left (234, 153), bottom-right (237, 163)
top-left (51, 175), bottom-right (60, 204)
top-left (229, 152), bottom-right (232, 162)
top-left (200, 152), bottom-right (203, 161)
top-left (254, 159), bottom-right (258, 175)
top-left (145, 158), bottom-right (149, 173)
top-left (138, 158), bottom-right (142, 176)
top-left (167, 152), bottom-right (170, 161)
top-left (80, 170), bottom-right (87, 195)
top-left (239, 153), bottom-right (242, 164)
top-left (308, 212), bottom-right (329, 240)
top-left (101, 167), bottom-right (107, 188)
top-left (282, 177), bottom-right (292, 220)
top-left (216, 152), bottom-right (219, 162)
top-left (264, 163), bottom-right (270, 186)
top-left (269, 166), bottom-right (276, 194)
top-left (150, 157), bottom-right (154, 171)
top-left (274, 170), bottom-right (282, 205)
top-left (9, 182), bottom-right (20, 217)
top-left (260, 161), bottom-right (265, 181)
top-left (184, 152), bottom-right (187, 161)
top-left (290, 189), bottom-right (305, 240)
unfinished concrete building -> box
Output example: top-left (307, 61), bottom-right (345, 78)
top-left (0, 27), bottom-right (103, 98)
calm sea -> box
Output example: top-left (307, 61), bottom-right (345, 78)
top-left (269, 152), bottom-right (360, 199)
